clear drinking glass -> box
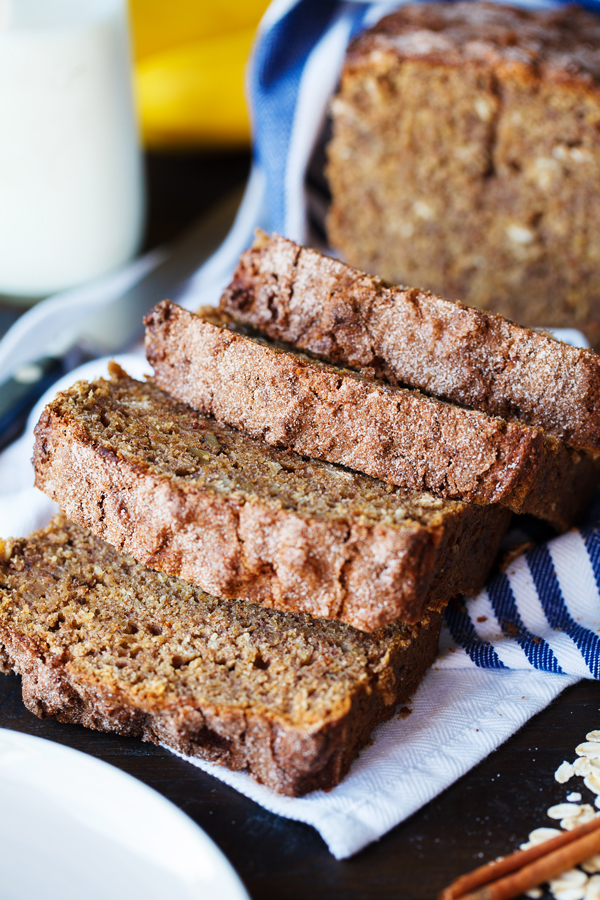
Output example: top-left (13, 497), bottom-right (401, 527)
top-left (0, 0), bottom-right (145, 301)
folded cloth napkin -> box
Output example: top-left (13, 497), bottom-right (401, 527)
top-left (0, 0), bottom-right (599, 861)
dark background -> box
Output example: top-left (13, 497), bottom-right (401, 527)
top-left (0, 150), bottom-right (598, 900)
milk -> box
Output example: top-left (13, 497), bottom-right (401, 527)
top-left (0, 0), bottom-right (144, 298)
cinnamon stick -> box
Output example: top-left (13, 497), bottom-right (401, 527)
top-left (439, 815), bottom-right (600, 900)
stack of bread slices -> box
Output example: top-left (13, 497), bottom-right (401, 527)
top-left (1, 232), bottom-right (599, 797)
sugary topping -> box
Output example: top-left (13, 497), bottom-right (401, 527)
top-left (352, 2), bottom-right (600, 84)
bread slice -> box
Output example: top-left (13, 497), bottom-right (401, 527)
top-left (220, 232), bottom-right (600, 455)
top-left (0, 516), bottom-right (443, 796)
top-left (33, 366), bottom-right (511, 631)
top-left (145, 300), bottom-right (598, 530)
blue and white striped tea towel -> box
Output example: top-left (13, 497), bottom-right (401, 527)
top-left (0, 0), bottom-right (599, 860)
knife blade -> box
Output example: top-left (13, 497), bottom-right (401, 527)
top-left (0, 183), bottom-right (245, 451)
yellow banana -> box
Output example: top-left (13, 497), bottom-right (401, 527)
top-left (128, 0), bottom-right (270, 60)
top-left (136, 26), bottom-right (256, 149)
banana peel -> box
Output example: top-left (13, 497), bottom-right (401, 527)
top-left (135, 26), bottom-right (256, 149)
top-left (128, 0), bottom-right (270, 61)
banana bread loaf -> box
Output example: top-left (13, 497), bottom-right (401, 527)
top-left (326, 2), bottom-right (600, 349)
top-left (221, 232), bottom-right (600, 454)
top-left (145, 300), bottom-right (598, 530)
top-left (33, 365), bottom-right (511, 631)
top-left (0, 516), bottom-right (443, 796)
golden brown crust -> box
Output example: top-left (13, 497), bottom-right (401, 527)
top-left (221, 233), bottom-right (600, 455)
top-left (33, 371), bottom-right (511, 630)
top-left (0, 517), bottom-right (443, 796)
top-left (145, 300), bottom-right (598, 530)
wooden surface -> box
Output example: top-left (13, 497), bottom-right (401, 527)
top-left (1, 673), bottom-right (597, 899)
top-left (1, 150), bottom-right (598, 900)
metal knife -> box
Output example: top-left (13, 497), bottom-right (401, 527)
top-left (0, 183), bottom-right (245, 451)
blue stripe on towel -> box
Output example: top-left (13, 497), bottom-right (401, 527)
top-left (250, 1), bottom-right (371, 233)
top-left (445, 602), bottom-right (508, 669)
top-left (486, 574), bottom-right (564, 674)
top-left (527, 545), bottom-right (600, 678)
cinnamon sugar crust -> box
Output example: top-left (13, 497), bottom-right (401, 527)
top-left (0, 516), bottom-right (442, 796)
top-left (145, 300), bottom-right (598, 530)
top-left (33, 368), bottom-right (511, 631)
top-left (221, 232), bottom-right (600, 455)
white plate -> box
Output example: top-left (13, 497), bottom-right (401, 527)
top-left (0, 728), bottom-right (250, 900)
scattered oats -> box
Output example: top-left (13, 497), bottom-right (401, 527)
top-left (575, 758), bottom-right (594, 777)
top-left (529, 827), bottom-right (563, 845)
top-left (585, 772), bottom-right (600, 795)
top-left (582, 855), bottom-right (600, 875)
top-left (548, 803), bottom-right (585, 820)
top-left (577, 744), bottom-right (600, 760)
top-left (585, 875), bottom-right (600, 900)
top-left (518, 730), bottom-right (600, 900)
top-left (549, 868), bottom-right (588, 900)
top-left (267, 461), bottom-right (282, 475)
top-left (556, 761), bottom-right (576, 783)
top-left (561, 806), bottom-right (597, 831)
top-left (552, 888), bottom-right (587, 900)
top-left (551, 885), bottom-right (587, 900)
top-left (506, 224), bottom-right (534, 244)
top-left (393, 507), bottom-right (407, 522)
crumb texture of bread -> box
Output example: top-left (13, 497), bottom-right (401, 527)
top-left (145, 300), bottom-right (598, 530)
top-left (0, 517), bottom-right (442, 796)
top-left (33, 369), bottom-right (512, 631)
top-left (326, 1), bottom-right (600, 350)
top-left (221, 233), bottom-right (600, 455)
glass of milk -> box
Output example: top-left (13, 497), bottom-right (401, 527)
top-left (0, 0), bottom-right (144, 300)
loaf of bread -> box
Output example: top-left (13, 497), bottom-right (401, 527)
top-left (221, 232), bottom-right (600, 454)
top-left (326, 2), bottom-right (600, 349)
top-left (145, 300), bottom-right (598, 530)
top-left (0, 516), bottom-right (443, 796)
top-left (33, 365), bottom-right (511, 631)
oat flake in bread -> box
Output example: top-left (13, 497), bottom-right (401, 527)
top-left (33, 365), bottom-right (511, 632)
top-left (326, 1), bottom-right (600, 349)
top-left (0, 516), bottom-right (443, 796)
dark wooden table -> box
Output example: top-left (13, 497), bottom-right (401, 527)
top-left (1, 150), bottom-right (598, 900)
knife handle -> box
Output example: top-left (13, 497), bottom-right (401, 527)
top-left (0, 356), bottom-right (64, 451)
